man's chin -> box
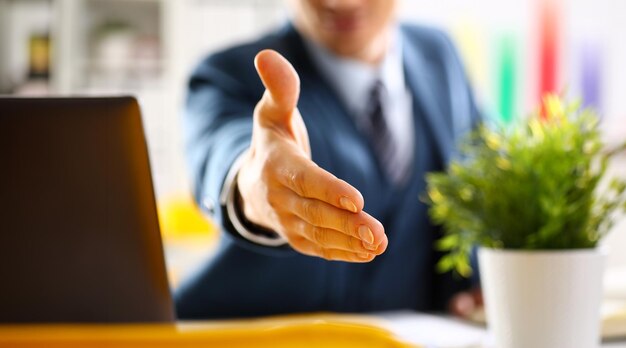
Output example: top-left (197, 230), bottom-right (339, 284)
top-left (325, 40), bottom-right (369, 59)
top-left (317, 27), bottom-right (388, 63)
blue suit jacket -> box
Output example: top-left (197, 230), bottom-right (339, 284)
top-left (176, 23), bottom-right (480, 319)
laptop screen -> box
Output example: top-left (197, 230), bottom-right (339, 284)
top-left (0, 97), bottom-right (174, 323)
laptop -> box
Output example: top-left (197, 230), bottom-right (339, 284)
top-left (0, 97), bottom-right (175, 323)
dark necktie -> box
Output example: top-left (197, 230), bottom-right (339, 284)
top-left (363, 81), bottom-right (408, 185)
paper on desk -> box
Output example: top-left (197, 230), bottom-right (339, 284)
top-left (378, 311), bottom-right (489, 348)
top-left (605, 268), bottom-right (626, 300)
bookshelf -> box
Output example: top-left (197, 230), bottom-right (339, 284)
top-left (0, 0), bottom-right (286, 198)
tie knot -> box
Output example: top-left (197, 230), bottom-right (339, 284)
top-left (366, 80), bottom-right (387, 118)
top-left (369, 80), bottom-right (386, 101)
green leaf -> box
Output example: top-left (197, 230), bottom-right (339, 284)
top-left (436, 234), bottom-right (460, 251)
top-left (437, 255), bottom-right (456, 273)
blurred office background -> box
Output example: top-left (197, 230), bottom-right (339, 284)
top-left (1, 0), bottom-right (625, 286)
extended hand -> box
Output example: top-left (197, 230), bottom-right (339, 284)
top-left (236, 49), bottom-right (388, 262)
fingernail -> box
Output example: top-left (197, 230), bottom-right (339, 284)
top-left (363, 241), bottom-right (377, 251)
top-left (357, 253), bottom-right (371, 259)
top-left (358, 225), bottom-right (374, 244)
top-left (339, 196), bottom-right (357, 213)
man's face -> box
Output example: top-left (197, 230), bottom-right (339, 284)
top-left (289, 0), bottom-right (398, 60)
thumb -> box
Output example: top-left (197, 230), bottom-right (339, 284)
top-left (254, 49), bottom-right (300, 126)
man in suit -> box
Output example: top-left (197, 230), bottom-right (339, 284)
top-left (176, 0), bottom-right (481, 319)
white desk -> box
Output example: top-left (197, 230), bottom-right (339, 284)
top-left (380, 311), bottom-right (626, 348)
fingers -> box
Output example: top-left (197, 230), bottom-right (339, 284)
top-left (254, 49), bottom-right (300, 127)
top-left (283, 216), bottom-right (386, 255)
top-left (449, 288), bottom-right (484, 319)
top-left (450, 292), bottom-right (475, 318)
top-left (276, 156), bottom-right (365, 213)
top-left (290, 236), bottom-right (376, 263)
top-left (295, 197), bottom-right (385, 245)
top-left (275, 189), bottom-right (386, 248)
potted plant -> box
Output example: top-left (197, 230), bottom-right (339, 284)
top-left (425, 95), bottom-right (626, 348)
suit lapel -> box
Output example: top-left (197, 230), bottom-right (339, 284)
top-left (283, 24), bottom-right (374, 159)
top-left (284, 26), bottom-right (357, 128)
top-left (401, 28), bottom-right (454, 164)
top-left (281, 23), bottom-right (455, 177)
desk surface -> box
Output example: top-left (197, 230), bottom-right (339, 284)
top-left (0, 312), bottom-right (624, 348)
top-left (379, 311), bottom-right (626, 348)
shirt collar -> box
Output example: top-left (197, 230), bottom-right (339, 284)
top-left (302, 28), bottom-right (406, 118)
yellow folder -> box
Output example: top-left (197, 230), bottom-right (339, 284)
top-left (0, 313), bottom-right (417, 348)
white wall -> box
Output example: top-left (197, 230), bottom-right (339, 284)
top-left (398, 0), bottom-right (626, 268)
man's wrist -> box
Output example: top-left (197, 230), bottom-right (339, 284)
top-left (232, 182), bottom-right (284, 240)
top-left (219, 150), bottom-right (288, 247)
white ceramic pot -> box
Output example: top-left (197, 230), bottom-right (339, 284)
top-left (478, 247), bottom-right (607, 348)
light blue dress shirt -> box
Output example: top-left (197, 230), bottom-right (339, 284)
top-left (303, 29), bottom-right (415, 182)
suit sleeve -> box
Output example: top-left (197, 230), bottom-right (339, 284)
top-left (183, 56), bottom-right (296, 257)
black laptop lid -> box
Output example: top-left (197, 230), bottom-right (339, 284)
top-left (0, 97), bottom-right (174, 323)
